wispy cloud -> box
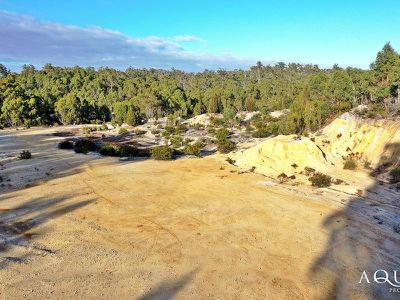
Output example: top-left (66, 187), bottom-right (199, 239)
top-left (174, 35), bottom-right (202, 42)
top-left (0, 11), bottom-right (254, 71)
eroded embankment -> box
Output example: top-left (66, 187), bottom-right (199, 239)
top-left (231, 115), bottom-right (400, 184)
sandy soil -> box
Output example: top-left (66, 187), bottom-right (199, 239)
top-left (0, 127), bottom-right (399, 299)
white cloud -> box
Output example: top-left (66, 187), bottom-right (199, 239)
top-left (0, 11), bottom-right (254, 71)
top-left (174, 35), bottom-right (202, 42)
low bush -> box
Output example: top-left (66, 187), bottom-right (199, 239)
top-left (99, 143), bottom-right (119, 156)
top-left (309, 172), bottom-right (332, 187)
top-left (183, 141), bottom-right (203, 157)
top-left (19, 150), bottom-right (32, 159)
top-left (118, 144), bottom-right (138, 157)
top-left (304, 167), bottom-right (316, 176)
top-left (343, 159), bottom-right (357, 170)
top-left (118, 128), bottom-right (128, 135)
top-left (58, 140), bottom-right (73, 149)
top-left (99, 143), bottom-right (138, 157)
top-left (217, 139), bottom-right (236, 153)
top-left (389, 167), bottom-right (400, 183)
top-left (226, 157), bottom-right (236, 165)
top-left (333, 178), bottom-right (344, 185)
top-left (210, 117), bottom-right (225, 127)
top-left (82, 126), bottom-right (93, 134)
top-left (277, 173), bottom-right (288, 183)
top-left (170, 135), bottom-right (183, 148)
top-left (101, 123), bottom-right (108, 131)
top-left (151, 146), bottom-right (174, 160)
top-left (175, 123), bottom-right (188, 134)
top-left (252, 128), bottom-right (270, 138)
top-left (216, 128), bottom-right (230, 141)
top-left (363, 160), bottom-right (372, 169)
top-left (74, 139), bottom-right (97, 154)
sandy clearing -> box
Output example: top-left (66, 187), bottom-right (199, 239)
top-left (0, 127), bottom-right (399, 299)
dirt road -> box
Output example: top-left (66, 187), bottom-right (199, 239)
top-left (0, 128), bottom-right (399, 299)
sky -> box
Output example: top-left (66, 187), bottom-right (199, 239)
top-left (0, 0), bottom-right (399, 72)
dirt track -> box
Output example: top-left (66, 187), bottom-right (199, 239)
top-left (1, 127), bottom-right (399, 299)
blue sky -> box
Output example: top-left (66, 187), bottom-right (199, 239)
top-left (0, 0), bottom-right (399, 71)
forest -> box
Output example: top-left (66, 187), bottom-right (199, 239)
top-left (0, 43), bottom-right (399, 134)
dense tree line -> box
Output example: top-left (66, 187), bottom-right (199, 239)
top-left (0, 43), bottom-right (399, 133)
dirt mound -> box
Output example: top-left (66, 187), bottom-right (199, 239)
top-left (232, 135), bottom-right (330, 176)
top-left (232, 115), bottom-right (400, 180)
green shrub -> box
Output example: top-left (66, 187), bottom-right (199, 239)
top-left (99, 143), bottom-right (138, 157)
top-left (175, 123), bottom-right (187, 134)
top-left (99, 143), bottom-right (119, 156)
top-left (252, 128), bottom-right (270, 138)
top-left (304, 167), bottom-right (316, 176)
top-left (170, 135), bottom-right (183, 148)
top-left (82, 126), bottom-right (93, 134)
top-left (343, 159), bottom-right (357, 170)
top-left (217, 139), bottom-right (236, 153)
top-left (19, 150), bottom-right (32, 159)
top-left (184, 141), bottom-right (203, 157)
top-left (101, 123), bottom-right (108, 131)
top-left (309, 172), bottom-right (332, 187)
top-left (363, 160), bottom-right (372, 169)
top-left (58, 140), bottom-right (73, 149)
top-left (74, 139), bottom-right (97, 154)
top-left (118, 144), bottom-right (138, 157)
top-left (210, 117), bottom-right (225, 127)
top-left (151, 146), bottom-right (174, 160)
top-left (389, 167), bottom-right (400, 183)
top-left (118, 128), bottom-right (128, 135)
top-left (216, 128), bottom-right (230, 141)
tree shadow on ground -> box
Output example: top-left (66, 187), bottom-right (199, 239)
top-left (309, 143), bottom-right (400, 299)
top-left (137, 269), bottom-right (198, 300)
top-left (0, 128), bottom-right (150, 269)
top-left (0, 193), bottom-right (94, 269)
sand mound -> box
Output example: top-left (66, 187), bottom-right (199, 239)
top-left (232, 135), bottom-right (331, 176)
top-left (232, 115), bottom-right (400, 179)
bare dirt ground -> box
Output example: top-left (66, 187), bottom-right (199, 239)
top-left (1, 127), bottom-right (400, 299)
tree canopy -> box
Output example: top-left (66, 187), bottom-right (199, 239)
top-left (0, 43), bottom-right (399, 129)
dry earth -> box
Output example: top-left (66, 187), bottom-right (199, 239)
top-left (0, 126), bottom-right (400, 299)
